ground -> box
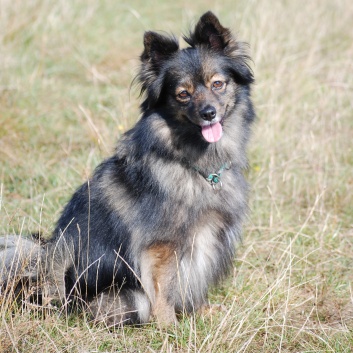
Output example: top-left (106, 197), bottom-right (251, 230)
top-left (0, 0), bottom-right (352, 352)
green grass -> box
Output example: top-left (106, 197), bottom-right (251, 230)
top-left (1, 0), bottom-right (353, 352)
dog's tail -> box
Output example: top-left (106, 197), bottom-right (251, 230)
top-left (0, 234), bottom-right (73, 308)
top-left (0, 235), bottom-right (151, 325)
top-left (0, 235), bottom-right (44, 303)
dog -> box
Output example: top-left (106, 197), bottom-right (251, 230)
top-left (0, 11), bottom-right (255, 326)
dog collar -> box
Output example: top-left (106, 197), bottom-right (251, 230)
top-left (192, 161), bottom-right (232, 190)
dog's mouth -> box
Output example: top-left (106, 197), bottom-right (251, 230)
top-left (200, 106), bottom-right (227, 143)
top-left (201, 120), bottom-right (223, 143)
top-left (183, 106), bottom-right (228, 143)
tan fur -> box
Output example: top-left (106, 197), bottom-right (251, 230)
top-left (141, 244), bottom-right (177, 324)
top-left (175, 80), bottom-right (195, 97)
top-left (0, 12), bottom-right (254, 327)
top-left (205, 73), bottom-right (227, 89)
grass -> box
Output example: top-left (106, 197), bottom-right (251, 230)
top-left (1, 0), bottom-right (353, 351)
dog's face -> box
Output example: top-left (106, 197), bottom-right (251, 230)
top-left (138, 12), bottom-right (254, 144)
top-left (162, 49), bottom-right (239, 143)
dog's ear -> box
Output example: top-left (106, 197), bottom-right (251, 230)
top-left (185, 12), bottom-right (254, 85)
top-left (184, 11), bottom-right (231, 51)
top-left (138, 32), bottom-right (179, 108)
top-left (141, 31), bottom-right (179, 66)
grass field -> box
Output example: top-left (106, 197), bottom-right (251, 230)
top-left (1, 0), bottom-right (353, 352)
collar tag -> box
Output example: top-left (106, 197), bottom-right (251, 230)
top-left (190, 161), bottom-right (232, 191)
top-left (206, 173), bottom-right (223, 190)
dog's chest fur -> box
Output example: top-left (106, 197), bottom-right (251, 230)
top-left (96, 124), bottom-right (247, 311)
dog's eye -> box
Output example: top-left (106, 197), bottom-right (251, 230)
top-left (212, 81), bottom-right (224, 90)
top-left (177, 90), bottom-right (190, 100)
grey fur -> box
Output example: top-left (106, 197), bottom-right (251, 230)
top-left (0, 235), bottom-right (42, 293)
top-left (0, 12), bottom-right (255, 326)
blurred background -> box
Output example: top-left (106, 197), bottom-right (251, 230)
top-left (1, 0), bottom-right (352, 351)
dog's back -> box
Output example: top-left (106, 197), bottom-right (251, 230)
top-left (1, 12), bottom-right (254, 327)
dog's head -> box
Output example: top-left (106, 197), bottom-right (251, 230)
top-left (138, 11), bottom-right (254, 144)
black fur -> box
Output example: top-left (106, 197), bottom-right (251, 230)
top-left (0, 11), bottom-right (255, 326)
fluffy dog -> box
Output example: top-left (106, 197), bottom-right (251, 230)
top-left (0, 11), bottom-right (255, 326)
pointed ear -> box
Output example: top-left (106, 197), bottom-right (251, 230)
top-left (141, 31), bottom-right (179, 65)
top-left (138, 32), bottom-right (179, 109)
top-left (184, 11), bottom-right (232, 51)
top-left (185, 12), bottom-right (254, 85)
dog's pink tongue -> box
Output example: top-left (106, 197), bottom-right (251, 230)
top-left (201, 122), bottom-right (223, 143)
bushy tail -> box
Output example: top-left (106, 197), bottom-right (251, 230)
top-left (0, 234), bottom-right (73, 308)
top-left (0, 235), bottom-right (44, 302)
top-left (0, 235), bottom-right (151, 325)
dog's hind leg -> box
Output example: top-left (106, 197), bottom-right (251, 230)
top-left (88, 288), bottom-right (151, 327)
top-left (88, 243), bottom-right (179, 327)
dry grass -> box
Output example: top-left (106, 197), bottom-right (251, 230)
top-left (1, 0), bottom-right (353, 352)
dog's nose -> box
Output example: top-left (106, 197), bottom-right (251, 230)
top-left (199, 106), bottom-right (217, 121)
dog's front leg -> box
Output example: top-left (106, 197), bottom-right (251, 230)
top-left (141, 244), bottom-right (177, 325)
